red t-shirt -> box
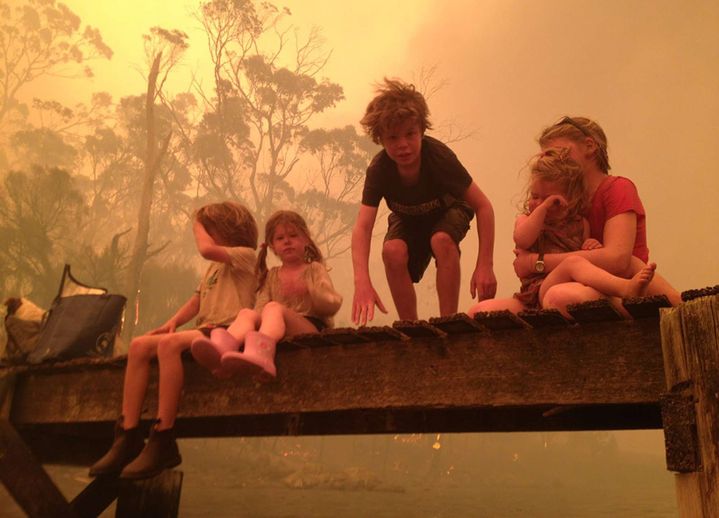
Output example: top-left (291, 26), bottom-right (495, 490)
top-left (588, 176), bottom-right (649, 262)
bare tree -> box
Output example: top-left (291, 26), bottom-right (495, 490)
top-left (297, 126), bottom-right (376, 259)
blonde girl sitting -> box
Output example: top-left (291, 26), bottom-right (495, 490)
top-left (469, 148), bottom-right (656, 317)
top-left (191, 210), bottom-right (342, 380)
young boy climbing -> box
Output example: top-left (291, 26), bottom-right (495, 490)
top-left (351, 78), bottom-right (496, 325)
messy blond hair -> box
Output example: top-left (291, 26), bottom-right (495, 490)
top-left (539, 116), bottom-right (610, 173)
top-left (360, 78), bottom-right (432, 144)
top-left (256, 210), bottom-right (323, 291)
top-left (195, 201), bottom-right (258, 248)
top-left (522, 148), bottom-right (588, 220)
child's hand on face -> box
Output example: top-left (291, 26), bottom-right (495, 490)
top-left (581, 238), bottom-right (603, 250)
top-left (541, 194), bottom-right (568, 211)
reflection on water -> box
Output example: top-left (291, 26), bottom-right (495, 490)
top-left (0, 432), bottom-right (677, 517)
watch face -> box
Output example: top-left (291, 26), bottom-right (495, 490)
top-left (535, 261), bottom-right (545, 273)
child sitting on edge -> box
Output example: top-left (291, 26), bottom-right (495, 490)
top-left (191, 210), bottom-right (342, 380)
top-left (89, 201), bottom-right (258, 480)
top-left (351, 78), bottom-right (497, 325)
top-left (468, 148), bottom-right (656, 317)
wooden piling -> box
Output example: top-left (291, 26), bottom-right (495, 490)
top-left (116, 470), bottom-right (183, 518)
top-left (660, 294), bottom-right (719, 517)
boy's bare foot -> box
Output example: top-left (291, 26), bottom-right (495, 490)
top-left (626, 262), bottom-right (657, 298)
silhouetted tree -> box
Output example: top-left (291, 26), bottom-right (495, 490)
top-left (0, 166), bottom-right (85, 304)
top-left (124, 27), bottom-right (189, 340)
top-left (0, 0), bottom-right (112, 127)
top-left (193, 0), bottom-right (344, 223)
top-left (297, 126), bottom-right (377, 259)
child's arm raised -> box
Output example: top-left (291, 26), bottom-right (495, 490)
top-left (351, 204), bottom-right (388, 325)
top-left (193, 220), bottom-right (232, 263)
top-left (463, 183), bottom-right (497, 301)
top-left (512, 194), bottom-right (567, 250)
top-left (147, 293), bottom-right (201, 335)
top-left (307, 262), bottom-right (343, 317)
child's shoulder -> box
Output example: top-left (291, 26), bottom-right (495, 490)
top-left (423, 135), bottom-right (457, 156)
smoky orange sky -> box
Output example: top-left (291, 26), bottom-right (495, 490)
top-left (11, 0), bottom-right (718, 464)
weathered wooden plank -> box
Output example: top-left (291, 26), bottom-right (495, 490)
top-left (473, 310), bottom-right (528, 330)
top-left (517, 309), bottom-right (571, 328)
top-left (283, 332), bottom-right (335, 348)
top-left (0, 420), bottom-right (78, 518)
top-left (660, 294), bottom-right (719, 517)
top-left (660, 383), bottom-right (700, 472)
top-left (429, 313), bottom-right (485, 334)
top-left (681, 285), bottom-right (719, 302)
top-left (7, 319), bottom-right (665, 436)
top-left (623, 294), bottom-right (671, 319)
top-left (318, 327), bottom-right (370, 345)
top-left (392, 319), bottom-right (446, 338)
top-left (355, 326), bottom-right (408, 342)
top-left (70, 476), bottom-right (121, 518)
top-left (567, 299), bottom-right (624, 323)
top-left (116, 470), bottom-right (183, 518)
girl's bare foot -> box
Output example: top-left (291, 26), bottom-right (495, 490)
top-left (626, 262), bottom-right (657, 298)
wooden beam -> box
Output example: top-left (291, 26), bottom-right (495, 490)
top-left (6, 318), bottom-right (665, 447)
top-left (0, 420), bottom-right (78, 518)
top-left (660, 294), bottom-right (719, 517)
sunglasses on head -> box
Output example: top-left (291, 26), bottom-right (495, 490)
top-left (554, 116), bottom-right (592, 138)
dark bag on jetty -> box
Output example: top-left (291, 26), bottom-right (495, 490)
top-left (27, 265), bottom-right (126, 364)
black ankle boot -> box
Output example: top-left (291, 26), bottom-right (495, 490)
top-left (119, 421), bottom-right (182, 480)
top-left (89, 416), bottom-right (145, 477)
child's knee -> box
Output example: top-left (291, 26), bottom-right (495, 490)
top-left (128, 337), bottom-right (155, 362)
top-left (261, 300), bottom-right (284, 316)
top-left (430, 232), bottom-right (457, 259)
top-left (382, 240), bottom-right (408, 268)
top-left (237, 308), bottom-right (258, 322)
top-left (156, 335), bottom-right (186, 359)
top-left (542, 283), bottom-right (595, 310)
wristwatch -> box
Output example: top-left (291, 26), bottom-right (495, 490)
top-left (534, 252), bottom-right (545, 273)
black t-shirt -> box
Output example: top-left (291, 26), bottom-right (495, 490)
top-left (361, 135), bottom-right (473, 218)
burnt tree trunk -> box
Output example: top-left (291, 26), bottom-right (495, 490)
top-left (123, 52), bottom-right (165, 343)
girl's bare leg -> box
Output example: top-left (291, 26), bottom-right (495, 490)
top-left (626, 256), bottom-right (681, 306)
top-left (156, 330), bottom-right (203, 429)
top-left (539, 256), bottom-right (656, 303)
top-left (258, 301), bottom-right (317, 342)
top-left (541, 282), bottom-right (605, 318)
top-left (227, 308), bottom-right (261, 345)
top-left (467, 297), bottom-right (526, 317)
top-left (122, 334), bottom-right (162, 428)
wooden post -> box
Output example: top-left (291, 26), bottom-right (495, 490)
top-left (116, 470), bottom-right (183, 518)
top-left (660, 294), bottom-right (719, 517)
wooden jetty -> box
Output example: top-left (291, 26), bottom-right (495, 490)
top-left (1, 288), bottom-right (717, 517)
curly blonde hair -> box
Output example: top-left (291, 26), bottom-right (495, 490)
top-left (256, 210), bottom-right (323, 291)
top-left (538, 116), bottom-right (610, 173)
top-left (360, 78), bottom-right (432, 144)
top-left (522, 148), bottom-right (588, 220)
top-left (195, 201), bottom-right (258, 248)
